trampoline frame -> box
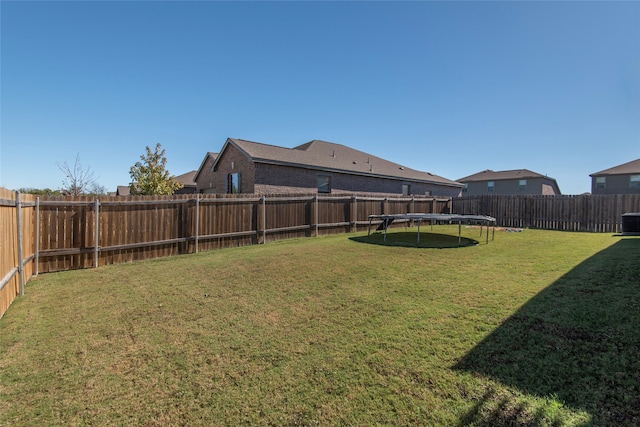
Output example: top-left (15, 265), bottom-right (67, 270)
top-left (367, 213), bottom-right (497, 245)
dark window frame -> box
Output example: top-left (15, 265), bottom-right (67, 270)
top-left (317, 175), bottom-right (331, 194)
top-left (227, 172), bottom-right (241, 194)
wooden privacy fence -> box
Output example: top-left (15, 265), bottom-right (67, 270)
top-left (34, 193), bottom-right (451, 274)
top-left (452, 194), bottom-right (640, 232)
top-left (1, 189), bottom-right (36, 319)
top-left (3, 189), bottom-right (640, 319)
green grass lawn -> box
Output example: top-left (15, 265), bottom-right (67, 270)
top-left (1, 226), bottom-right (639, 426)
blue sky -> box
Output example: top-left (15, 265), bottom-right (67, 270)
top-left (1, 1), bottom-right (639, 195)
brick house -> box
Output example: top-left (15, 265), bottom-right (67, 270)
top-left (172, 170), bottom-right (197, 194)
top-left (194, 138), bottom-right (463, 197)
top-left (457, 169), bottom-right (561, 196)
top-left (590, 159), bottom-right (640, 194)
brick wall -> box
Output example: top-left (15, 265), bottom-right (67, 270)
top-left (195, 156), bottom-right (217, 193)
top-left (196, 146), bottom-right (255, 194)
top-left (255, 163), bottom-right (460, 197)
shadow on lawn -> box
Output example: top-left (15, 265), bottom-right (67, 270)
top-left (350, 231), bottom-right (479, 249)
top-left (454, 237), bottom-right (640, 426)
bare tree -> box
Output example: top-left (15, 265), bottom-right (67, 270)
top-left (87, 182), bottom-right (108, 196)
top-left (57, 153), bottom-right (98, 196)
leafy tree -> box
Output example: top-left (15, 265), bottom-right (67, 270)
top-left (57, 153), bottom-right (99, 196)
top-left (129, 143), bottom-right (182, 195)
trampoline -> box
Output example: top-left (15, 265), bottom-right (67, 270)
top-left (368, 213), bottom-right (497, 245)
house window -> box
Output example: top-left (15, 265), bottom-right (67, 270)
top-left (596, 177), bottom-right (606, 189)
top-left (227, 172), bottom-right (241, 194)
top-left (630, 175), bottom-right (640, 188)
top-left (317, 175), bottom-right (331, 193)
top-left (487, 181), bottom-right (494, 192)
top-left (519, 179), bottom-right (527, 191)
top-left (462, 183), bottom-right (468, 193)
top-left (402, 184), bottom-right (411, 196)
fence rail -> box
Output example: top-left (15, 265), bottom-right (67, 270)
top-left (452, 194), bottom-right (640, 232)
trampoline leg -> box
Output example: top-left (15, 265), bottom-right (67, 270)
top-left (486, 221), bottom-right (489, 244)
top-left (417, 220), bottom-right (421, 243)
top-left (458, 222), bottom-right (461, 244)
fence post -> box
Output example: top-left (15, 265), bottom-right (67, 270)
top-left (15, 191), bottom-right (25, 296)
top-left (195, 194), bottom-right (200, 253)
top-left (94, 199), bottom-right (100, 268)
top-left (314, 194), bottom-right (319, 237)
top-left (352, 195), bottom-right (357, 233)
top-left (261, 196), bottom-right (267, 243)
top-left (35, 197), bottom-right (40, 277)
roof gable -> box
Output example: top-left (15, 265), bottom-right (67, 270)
top-left (116, 185), bottom-right (130, 196)
top-left (216, 138), bottom-right (461, 187)
top-left (590, 159), bottom-right (640, 176)
top-left (193, 152), bottom-right (219, 183)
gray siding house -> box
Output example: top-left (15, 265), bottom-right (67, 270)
top-left (194, 138), bottom-right (463, 197)
top-left (458, 169), bottom-right (561, 196)
top-left (590, 159), bottom-right (640, 194)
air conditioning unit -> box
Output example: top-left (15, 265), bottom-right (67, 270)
top-left (622, 213), bottom-right (640, 235)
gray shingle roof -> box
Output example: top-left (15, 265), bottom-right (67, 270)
top-left (458, 169), bottom-right (551, 182)
top-left (173, 170), bottom-right (197, 186)
top-left (590, 159), bottom-right (640, 176)
top-left (116, 185), bottom-right (130, 196)
top-left (224, 138), bottom-right (462, 187)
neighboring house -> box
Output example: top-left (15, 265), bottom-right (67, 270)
top-left (115, 170), bottom-right (198, 195)
top-left (116, 185), bottom-right (131, 196)
top-left (194, 138), bottom-right (463, 197)
top-left (173, 170), bottom-right (197, 194)
top-left (457, 169), bottom-right (561, 196)
top-left (590, 159), bottom-right (640, 194)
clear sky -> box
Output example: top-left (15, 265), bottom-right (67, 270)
top-left (1, 1), bottom-right (639, 195)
